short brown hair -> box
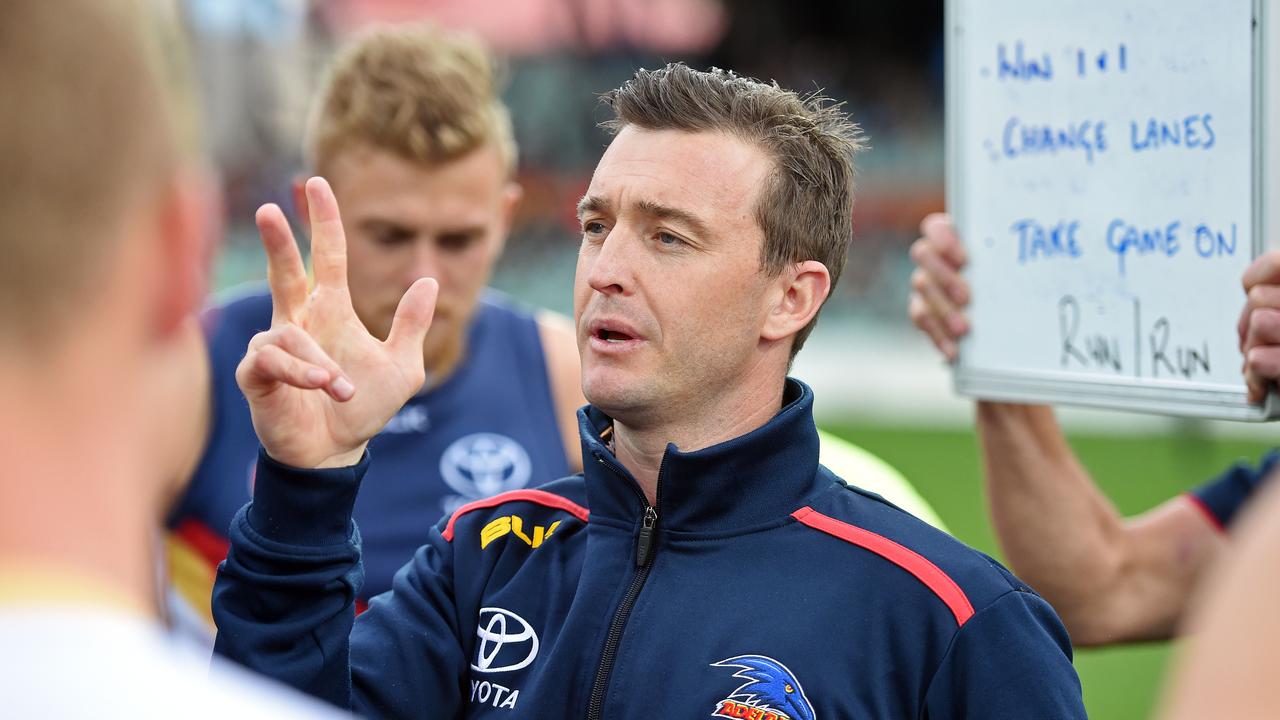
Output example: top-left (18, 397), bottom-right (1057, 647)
top-left (602, 63), bottom-right (863, 357)
top-left (306, 24), bottom-right (516, 175)
top-left (0, 0), bottom-right (185, 346)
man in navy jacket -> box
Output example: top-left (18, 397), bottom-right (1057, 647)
top-left (213, 63), bottom-right (1086, 719)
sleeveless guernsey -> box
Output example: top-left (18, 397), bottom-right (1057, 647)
top-left (166, 287), bottom-right (570, 630)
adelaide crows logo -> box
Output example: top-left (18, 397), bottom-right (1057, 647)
top-left (710, 655), bottom-right (816, 720)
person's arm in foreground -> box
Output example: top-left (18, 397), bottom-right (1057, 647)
top-left (1160, 253), bottom-right (1280, 715)
top-left (211, 177), bottom-right (460, 713)
top-left (1158, 473), bottom-right (1280, 719)
top-left (909, 213), bottom-right (1229, 645)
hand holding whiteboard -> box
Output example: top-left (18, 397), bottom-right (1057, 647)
top-left (946, 0), bottom-right (1280, 419)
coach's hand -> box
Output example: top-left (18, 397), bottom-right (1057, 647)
top-left (1238, 250), bottom-right (1280, 403)
top-left (236, 177), bottom-right (438, 468)
top-left (907, 213), bottom-right (971, 361)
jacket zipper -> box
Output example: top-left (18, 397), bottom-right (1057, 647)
top-left (585, 451), bottom-right (665, 720)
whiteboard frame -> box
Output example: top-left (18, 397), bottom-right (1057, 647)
top-left (945, 0), bottom-right (1280, 420)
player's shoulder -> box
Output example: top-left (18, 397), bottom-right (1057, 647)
top-left (208, 281), bottom-right (272, 315)
top-left (468, 289), bottom-right (548, 358)
top-left (473, 288), bottom-right (576, 366)
top-left (477, 287), bottom-right (539, 322)
top-left (440, 474), bottom-right (590, 544)
top-left (799, 469), bottom-right (1030, 613)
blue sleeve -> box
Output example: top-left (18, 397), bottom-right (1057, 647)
top-left (923, 590), bottom-right (1086, 719)
top-left (212, 449), bottom-right (467, 716)
top-left (1190, 450), bottom-right (1280, 529)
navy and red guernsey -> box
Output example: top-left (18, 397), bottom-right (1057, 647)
top-left (213, 380), bottom-right (1085, 719)
top-left (1188, 450), bottom-right (1280, 531)
top-left (167, 286), bottom-right (569, 633)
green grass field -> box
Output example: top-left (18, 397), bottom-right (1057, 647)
top-left (823, 420), bottom-right (1273, 720)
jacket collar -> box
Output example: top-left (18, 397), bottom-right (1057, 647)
top-left (577, 378), bottom-right (824, 533)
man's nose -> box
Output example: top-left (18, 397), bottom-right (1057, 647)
top-left (585, 228), bottom-right (635, 296)
top-left (406, 241), bottom-right (440, 283)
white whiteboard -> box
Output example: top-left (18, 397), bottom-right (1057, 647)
top-left (946, 0), bottom-right (1280, 419)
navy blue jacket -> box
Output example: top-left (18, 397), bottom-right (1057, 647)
top-left (213, 380), bottom-right (1085, 719)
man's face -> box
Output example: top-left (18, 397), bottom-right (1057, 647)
top-left (322, 143), bottom-right (516, 372)
top-left (574, 126), bottom-right (775, 423)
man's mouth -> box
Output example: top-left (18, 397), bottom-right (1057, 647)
top-left (595, 328), bottom-right (634, 343)
top-left (586, 319), bottom-right (644, 352)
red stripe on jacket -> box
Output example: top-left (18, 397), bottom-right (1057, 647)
top-left (792, 506), bottom-right (976, 626)
top-left (442, 489), bottom-right (590, 541)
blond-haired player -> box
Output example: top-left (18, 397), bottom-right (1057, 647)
top-left (164, 24), bottom-right (587, 634)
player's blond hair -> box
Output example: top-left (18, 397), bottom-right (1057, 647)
top-left (0, 0), bottom-right (191, 346)
top-left (306, 24), bottom-right (516, 176)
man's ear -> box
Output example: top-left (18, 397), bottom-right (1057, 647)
top-left (290, 174), bottom-right (310, 231)
top-left (153, 166), bottom-right (221, 338)
top-left (501, 181), bottom-right (524, 228)
top-left (494, 182), bottom-right (524, 254)
top-left (761, 260), bottom-right (832, 343)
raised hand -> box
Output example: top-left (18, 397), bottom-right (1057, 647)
top-left (907, 213), bottom-right (971, 361)
top-left (1237, 250), bottom-right (1280, 403)
top-left (236, 177), bottom-right (438, 468)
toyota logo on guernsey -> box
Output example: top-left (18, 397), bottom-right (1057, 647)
top-left (472, 607), bottom-right (539, 674)
top-left (441, 433), bottom-right (532, 499)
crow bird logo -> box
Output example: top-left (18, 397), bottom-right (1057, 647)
top-left (711, 654), bottom-right (816, 720)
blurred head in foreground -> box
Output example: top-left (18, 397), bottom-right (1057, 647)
top-left (299, 24), bottom-right (521, 382)
top-left (0, 0), bottom-right (213, 606)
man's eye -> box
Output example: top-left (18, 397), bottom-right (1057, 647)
top-left (438, 232), bottom-right (480, 251)
top-left (657, 232), bottom-right (683, 246)
top-left (583, 221), bottom-right (607, 236)
top-left (374, 229), bottom-right (414, 247)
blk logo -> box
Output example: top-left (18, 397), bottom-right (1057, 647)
top-left (472, 607), bottom-right (539, 674)
top-left (480, 516), bottom-right (562, 550)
